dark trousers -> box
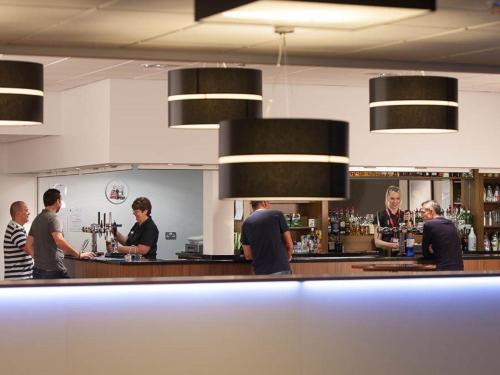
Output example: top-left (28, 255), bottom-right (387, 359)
top-left (33, 267), bottom-right (70, 279)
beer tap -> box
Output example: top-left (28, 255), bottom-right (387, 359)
top-left (82, 211), bottom-right (121, 254)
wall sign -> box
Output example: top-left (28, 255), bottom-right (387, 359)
top-left (105, 180), bottom-right (129, 204)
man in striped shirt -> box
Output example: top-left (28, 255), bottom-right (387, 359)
top-left (3, 201), bottom-right (34, 280)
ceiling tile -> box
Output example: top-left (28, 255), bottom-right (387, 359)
top-left (340, 29), bottom-right (500, 62)
top-left (108, 0), bottom-right (193, 13)
top-left (0, 1), bottom-right (104, 6)
top-left (17, 10), bottom-right (194, 46)
top-left (0, 5), bottom-right (83, 42)
top-left (142, 23), bottom-right (276, 49)
top-left (397, 8), bottom-right (500, 28)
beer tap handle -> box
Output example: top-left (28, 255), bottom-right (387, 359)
top-left (98, 211), bottom-right (101, 227)
top-left (103, 213), bottom-right (106, 228)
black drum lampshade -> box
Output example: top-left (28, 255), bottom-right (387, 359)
top-left (168, 68), bottom-right (262, 129)
top-left (219, 118), bottom-right (349, 200)
top-left (370, 75), bottom-right (458, 133)
top-left (0, 60), bottom-right (43, 126)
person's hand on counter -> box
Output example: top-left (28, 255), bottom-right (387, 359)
top-left (79, 251), bottom-right (96, 259)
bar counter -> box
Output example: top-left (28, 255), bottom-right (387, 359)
top-left (3, 271), bottom-right (500, 374)
top-left (62, 252), bottom-right (500, 278)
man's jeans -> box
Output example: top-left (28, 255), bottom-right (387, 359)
top-left (33, 267), bottom-right (70, 279)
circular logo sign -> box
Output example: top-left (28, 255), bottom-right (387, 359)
top-left (105, 180), bottom-right (129, 204)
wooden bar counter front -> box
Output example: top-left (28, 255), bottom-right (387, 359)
top-left (64, 253), bottom-right (500, 278)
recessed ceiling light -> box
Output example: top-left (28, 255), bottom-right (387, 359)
top-left (195, 0), bottom-right (435, 30)
top-left (141, 63), bottom-right (171, 69)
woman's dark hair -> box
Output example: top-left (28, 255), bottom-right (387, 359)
top-left (132, 197), bottom-right (152, 216)
top-left (43, 188), bottom-right (61, 207)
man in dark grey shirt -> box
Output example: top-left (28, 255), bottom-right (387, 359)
top-left (27, 188), bottom-right (95, 279)
top-left (421, 200), bottom-right (464, 271)
top-left (241, 201), bottom-right (293, 275)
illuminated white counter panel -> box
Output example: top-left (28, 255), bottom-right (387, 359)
top-left (1, 273), bottom-right (499, 375)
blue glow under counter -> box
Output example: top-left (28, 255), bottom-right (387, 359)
top-left (1, 273), bottom-right (500, 375)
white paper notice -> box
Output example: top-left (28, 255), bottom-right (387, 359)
top-left (234, 200), bottom-right (244, 220)
top-left (68, 208), bottom-right (84, 232)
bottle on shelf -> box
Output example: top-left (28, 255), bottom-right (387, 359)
top-left (492, 232), bottom-right (499, 252)
top-left (484, 234), bottom-right (491, 252)
top-left (486, 185), bottom-right (494, 202)
top-left (468, 226), bottom-right (477, 252)
top-left (461, 227), bottom-right (469, 252)
top-left (495, 185), bottom-right (500, 202)
top-left (339, 209), bottom-right (346, 235)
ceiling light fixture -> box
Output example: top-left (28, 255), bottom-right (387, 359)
top-left (218, 118), bottom-right (349, 200)
top-left (167, 67), bottom-right (263, 129)
top-left (369, 75), bottom-right (458, 134)
top-left (195, 0), bottom-right (435, 30)
top-left (0, 60), bottom-right (43, 126)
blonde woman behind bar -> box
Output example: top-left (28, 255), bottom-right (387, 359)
top-left (373, 186), bottom-right (411, 253)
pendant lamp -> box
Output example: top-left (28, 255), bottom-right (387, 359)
top-left (369, 75), bottom-right (458, 134)
top-left (168, 67), bottom-right (262, 129)
top-left (219, 118), bottom-right (349, 200)
top-left (0, 60), bottom-right (43, 126)
top-left (195, 0), bottom-right (435, 30)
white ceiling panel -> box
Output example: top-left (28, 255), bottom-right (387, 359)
top-left (344, 23), bottom-right (453, 43)
top-left (0, 5), bottom-right (83, 42)
top-left (438, 0), bottom-right (494, 11)
top-left (397, 8), bottom-right (500, 28)
top-left (17, 9), bottom-right (194, 46)
top-left (142, 23), bottom-right (276, 49)
top-left (0, 1), bottom-right (104, 6)
top-left (108, 0), bottom-right (193, 13)
top-left (341, 29), bottom-right (500, 62)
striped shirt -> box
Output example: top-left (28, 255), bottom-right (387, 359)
top-left (3, 220), bottom-right (33, 279)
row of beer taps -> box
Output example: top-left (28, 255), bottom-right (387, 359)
top-left (82, 211), bottom-right (121, 253)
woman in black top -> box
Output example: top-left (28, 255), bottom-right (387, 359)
top-left (373, 186), bottom-right (410, 252)
top-left (113, 197), bottom-right (159, 259)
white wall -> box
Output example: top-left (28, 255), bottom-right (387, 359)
top-left (203, 170), bottom-right (234, 255)
top-left (0, 173), bottom-right (37, 280)
top-left (266, 84), bottom-right (500, 168)
top-left (3, 80), bottom-right (111, 173)
top-left (109, 79), bottom-right (219, 165)
top-left (4, 78), bottom-right (500, 173)
top-left (37, 169), bottom-right (202, 259)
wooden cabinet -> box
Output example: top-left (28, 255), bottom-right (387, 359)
top-left (470, 171), bottom-right (500, 250)
top-left (471, 170), bottom-right (500, 251)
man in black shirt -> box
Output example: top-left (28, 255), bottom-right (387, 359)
top-left (421, 200), bottom-right (464, 271)
top-left (241, 201), bottom-right (293, 275)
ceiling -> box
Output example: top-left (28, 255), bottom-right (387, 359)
top-left (1, 0), bottom-right (500, 144)
top-left (0, 0), bottom-right (500, 73)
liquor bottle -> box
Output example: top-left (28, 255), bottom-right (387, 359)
top-left (339, 209), bottom-right (346, 235)
top-left (492, 232), bottom-right (499, 252)
top-left (461, 227), bottom-right (469, 252)
top-left (468, 226), bottom-right (477, 251)
top-left (487, 185), bottom-right (494, 202)
top-left (399, 223), bottom-right (407, 256)
top-left (332, 210), bottom-right (340, 237)
top-left (495, 185), bottom-right (500, 202)
top-left (484, 234), bottom-right (491, 252)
